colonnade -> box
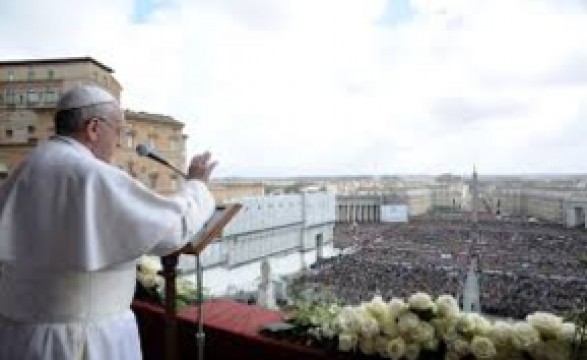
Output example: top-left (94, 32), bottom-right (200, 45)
top-left (336, 204), bottom-right (380, 223)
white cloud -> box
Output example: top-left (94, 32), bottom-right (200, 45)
top-left (1, 0), bottom-right (587, 176)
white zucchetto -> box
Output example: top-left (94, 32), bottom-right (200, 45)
top-left (56, 85), bottom-right (117, 111)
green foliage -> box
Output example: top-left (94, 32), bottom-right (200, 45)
top-left (289, 299), bottom-right (339, 328)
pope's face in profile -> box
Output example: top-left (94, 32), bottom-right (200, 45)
top-left (91, 105), bottom-right (126, 163)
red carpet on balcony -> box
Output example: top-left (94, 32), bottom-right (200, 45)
top-left (133, 299), bottom-right (331, 360)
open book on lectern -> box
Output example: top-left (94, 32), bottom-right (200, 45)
top-left (181, 203), bottom-right (242, 255)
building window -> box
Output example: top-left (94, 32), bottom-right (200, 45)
top-left (170, 175), bottom-right (178, 190)
top-left (127, 161), bottom-right (137, 178)
top-left (45, 89), bottom-right (58, 103)
top-left (48, 69), bottom-right (54, 79)
top-left (148, 173), bottom-right (158, 189)
top-left (5, 129), bottom-right (13, 138)
top-left (148, 134), bottom-right (156, 149)
top-left (169, 139), bottom-right (177, 151)
top-left (125, 131), bottom-right (134, 148)
top-left (27, 70), bottom-right (35, 80)
top-left (5, 89), bottom-right (15, 104)
top-left (27, 90), bottom-right (39, 104)
top-left (27, 125), bottom-right (35, 134)
top-left (7, 70), bottom-right (14, 81)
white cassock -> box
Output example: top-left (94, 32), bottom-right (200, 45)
top-left (0, 135), bottom-right (215, 360)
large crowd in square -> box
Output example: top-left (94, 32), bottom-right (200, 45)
top-left (297, 214), bottom-right (587, 319)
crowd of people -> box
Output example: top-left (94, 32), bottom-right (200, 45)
top-left (295, 214), bottom-right (587, 319)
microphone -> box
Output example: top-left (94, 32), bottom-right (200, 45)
top-left (136, 143), bottom-right (187, 179)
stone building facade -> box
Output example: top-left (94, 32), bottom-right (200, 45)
top-left (335, 184), bottom-right (466, 223)
top-left (114, 110), bottom-right (186, 195)
top-left (0, 57), bottom-right (122, 177)
top-left (193, 191), bottom-right (336, 268)
top-left (0, 57), bottom-right (187, 195)
top-left (208, 181), bottom-right (265, 204)
top-left (491, 187), bottom-right (569, 224)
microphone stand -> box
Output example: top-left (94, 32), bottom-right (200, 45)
top-left (166, 164), bottom-right (187, 180)
top-left (195, 254), bottom-right (205, 360)
top-left (138, 144), bottom-right (210, 359)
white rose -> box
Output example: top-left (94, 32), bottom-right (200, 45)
top-left (388, 298), bottom-right (408, 318)
top-left (529, 339), bottom-right (571, 360)
top-left (137, 272), bottom-right (159, 289)
top-left (321, 323), bottom-right (336, 339)
top-left (138, 255), bottom-right (162, 274)
top-left (449, 336), bottom-right (470, 356)
top-left (387, 337), bottom-right (407, 359)
top-left (488, 321), bottom-right (513, 348)
top-left (511, 322), bottom-right (541, 351)
top-left (408, 292), bottom-right (435, 312)
top-left (557, 322), bottom-right (576, 343)
top-left (423, 337), bottom-right (440, 351)
top-left (358, 313), bottom-right (380, 338)
top-left (359, 336), bottom-right (376, 355)
top-left (398, 312), bottom-right (420, 335)
top-left (338, 332), bottom-right (358, 352)
top-left (374, 335), bottom-right (390, 357)
top-left (457, 313), bottom-right (491, 337)
top-left (336, 306), bottom-right (360, 334)
top-left (471, 336), bottom-right (497, 359)
top-left (411, 322), bottom-right (435, 344)
top-left (436, 294), bottom-right (460, 319)
top-left (366, 295), bottom-right (390, 322)
top-left (526, 312), bottom-right (563, 340)
top-left (432, 318), bottom-right (457, 340)
top-left (381, 316), bottom-right (400, 338)
top-left (405, 343), bottom-right (421, 360)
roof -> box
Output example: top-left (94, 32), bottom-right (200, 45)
top-left (0, 57), bottom-right (114, 73)
top-left (124, 110), bottom-right (184, 127)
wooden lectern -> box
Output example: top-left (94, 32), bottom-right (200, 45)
top-left (160, 203), bottom-right (242, 360)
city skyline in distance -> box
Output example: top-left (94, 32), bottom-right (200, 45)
top-left (1, 0), bottom-right (587, 177)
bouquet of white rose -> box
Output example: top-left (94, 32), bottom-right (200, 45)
top-left (269, 291), bottom-right (585, 360)
top-left (135, 255), bottom-right (207, 310)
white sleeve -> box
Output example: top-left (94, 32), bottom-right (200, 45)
top-left (148, 180), bottom-right (216, 256)
top-left (0, 140), bottom-right (216, 271)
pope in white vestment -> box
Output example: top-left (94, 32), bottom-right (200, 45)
top-left (0, 85), bottom-right (217, 359)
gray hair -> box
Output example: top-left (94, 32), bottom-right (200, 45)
top-left (54, 102), bottom-right (116, 135)
top-left (54, 84), bottom-right (118, 135)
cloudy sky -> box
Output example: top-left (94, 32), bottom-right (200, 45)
top-left (1, 0), bottom-right (587, 177)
